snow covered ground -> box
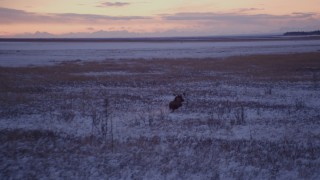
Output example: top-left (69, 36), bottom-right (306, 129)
top-left (0, 39), bottom-right (320, 67)
top-left (0, 43), bottom-right (320, 179)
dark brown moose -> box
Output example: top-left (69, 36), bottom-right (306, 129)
top-left (169, 94), bottom-right (185, 112)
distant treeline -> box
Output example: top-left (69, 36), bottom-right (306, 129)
top-left (284, 30), bottom-right (320, 36)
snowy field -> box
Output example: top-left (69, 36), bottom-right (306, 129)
top-left (0, 39), bottom-right (320, 67)
top-left (0, 40), bottom-right (320, 179)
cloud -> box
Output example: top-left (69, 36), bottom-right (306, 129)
top-left (291, 12), bottom-right (317, 18)
top-left (98, 2), bottom-right (130, 7)
top-left (53, 13), bottom-right (150, 22)
top-left (236, 8), bottom-right (264, 13)
top-left (9, 30), bottom-right (141, 38)
top-left (158, 11), bottom-right (320, 35)
top-left (87, 27), bottom-right (95, 31)
top-left (0, 7), bottom-right (150, 24)
top-left (11, 31), bottom-right (56, 38)
top-left (162, 12), bottom-right (319, 25)
top-left (8, 29), bottom-right (199, 38)
top-left (0, 7), bottom-right (47, 24)
top-left (0, 31), bottom-right (10, 37)
top-left (1, 6), bottom-right (319, 37)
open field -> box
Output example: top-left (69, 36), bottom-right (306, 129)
top-left (1, 39), bottom-right (320, 67)
top-left (1, 52), bottom-right (320, 179)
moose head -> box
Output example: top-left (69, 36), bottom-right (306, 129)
top-left (169, 93), bottom-right (185, 112)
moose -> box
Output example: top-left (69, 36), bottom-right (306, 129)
top-left (169, 93), bottom-right (185, 112)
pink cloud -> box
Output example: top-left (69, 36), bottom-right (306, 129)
top-left (97, 2), bottom-right (130, 7)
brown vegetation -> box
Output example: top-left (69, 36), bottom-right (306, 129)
top-left (1, 52), bottom-right (320, 179)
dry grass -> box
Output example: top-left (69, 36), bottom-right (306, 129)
top-left (1, 52), bottom-right (319, 87)
top-left (1, 52), bottom-right (319, 119)
top-left (1, 52), bottom-right (320, 179)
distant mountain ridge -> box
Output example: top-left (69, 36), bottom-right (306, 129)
top-left (284, 30), bottom-right (320, 36)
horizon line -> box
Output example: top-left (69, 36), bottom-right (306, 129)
top-left (1, 34), bottom-right (320, 43)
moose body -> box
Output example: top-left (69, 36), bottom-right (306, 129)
top-left (169, 94), bottom-right (185, 112)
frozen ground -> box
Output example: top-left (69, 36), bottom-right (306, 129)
top-left (1, 52), bottom-right (320, 179)
top-left (0, 39), bottom-right (320, 67)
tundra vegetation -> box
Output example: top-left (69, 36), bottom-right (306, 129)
top-left (0, 52), bottom-right (320, 179)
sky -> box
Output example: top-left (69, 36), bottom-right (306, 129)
top-left (0, 0), bottom-right (320, 38)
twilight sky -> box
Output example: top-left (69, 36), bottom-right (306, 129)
top-left (0, 0), bottom-right (320, 38)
